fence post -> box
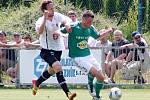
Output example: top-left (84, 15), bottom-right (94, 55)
top-left (138, 0), bottom-right (142, 33)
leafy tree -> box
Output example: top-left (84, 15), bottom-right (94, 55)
top-left (106, 0), bottom-right (116, 16)
top-left (120, 0), bottom-right (138, 41)
top-left (69, 0), bottom-right (104, 13)
top-left (147, 0), bottom-right (150, 31)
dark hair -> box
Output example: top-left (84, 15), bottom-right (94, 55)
top-left (23, 34), bottom-right (32, 41)
top-left (0, 30), bottom-right (6, 36)
top-left (67, 10), bottom-right (77, 16)
top-left (82, 10), bottom-right (94, 18)
top-left (41, 0), bottom-right (53, 12)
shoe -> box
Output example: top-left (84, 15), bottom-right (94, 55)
top-left (92, 96), bottom-right (102, 100)
top-left (68, 92), bottom-right (77, 100)
top-left (0, 80), bottom-right (4, 87)
top-left (32, 79), bottom-right (38, 95)
top-left (104, 78), bottom-right (114, 84)
top-left (0, 82), bottom-right (4, 87)
top-left (11, 78), bottom-right (16, 83)
top-left (87, 84), bottom-right (96, 97)
top-left (137, 76), bottom-right (147, 84)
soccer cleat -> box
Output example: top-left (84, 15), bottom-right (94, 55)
top-left (92, 96), bottom-right (102, 100)
top-left (32, 79), bottom-right (38, 95)
top-left (68, 92), bottom-right (77, 100)
top-left (104, 78), bottom-right (114, 84)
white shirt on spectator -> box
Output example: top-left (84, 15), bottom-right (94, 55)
top-left (88, 37), bottom-right (112, 54)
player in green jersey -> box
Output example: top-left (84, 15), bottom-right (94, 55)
top-left (54, 10), bottom-right (113, 100)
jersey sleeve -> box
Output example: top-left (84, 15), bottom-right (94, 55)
top-left (56, 12), bottom-right (72, 25)
top-left (90, 25), bottom-right (99, 39)
top-left (35, 17), bottom-right (43, 33)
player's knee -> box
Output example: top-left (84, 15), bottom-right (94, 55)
top-left (97, 73), bottom-right (105, 81)
top-left (48, 66), bottom-right (55, 75)
top-left (94, 69), bottom-right (105, 81)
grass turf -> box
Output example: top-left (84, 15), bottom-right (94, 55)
top-left (0, 88), bottom-right (150, 100)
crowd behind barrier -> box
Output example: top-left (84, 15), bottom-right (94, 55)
top-left (0, 9), bottom-right (150, 87)
top-left (0, 46), bottom-right (150, 87)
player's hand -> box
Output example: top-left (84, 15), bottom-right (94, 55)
top-left (43, 10), bottom-right (48, 19)
top-left (107, 27), bottom-right (114, 33)
top-left (65, 25), bottom-right (72, 33)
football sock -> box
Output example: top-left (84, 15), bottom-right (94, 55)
top-left (36, 70), bottom-right (51, 87)
top-left (56, 71), bottom-right (70, 97)
top-left (88, 73), bottom-right (94, 93)
top-left (94, 80), bottom-right (104, 98)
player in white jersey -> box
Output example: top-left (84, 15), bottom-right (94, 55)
top-left (32, 0), bottom-right (76, 100)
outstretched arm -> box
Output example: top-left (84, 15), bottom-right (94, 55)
top-left (98, 28), bottom-right (113, 40)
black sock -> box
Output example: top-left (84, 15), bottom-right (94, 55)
top-left (56, 71), bottom-right (70, 97)
top-left (36, 70), bottom-right (51, 87)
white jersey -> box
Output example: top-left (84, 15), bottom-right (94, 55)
top-left (35, 12), bottom-right (71, 51)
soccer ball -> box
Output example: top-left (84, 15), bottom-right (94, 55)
top-left (108, 87), bottom-right (122, 100)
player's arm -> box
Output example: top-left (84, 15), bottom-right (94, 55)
top-left (36, 10), bottom-right (48, 34)
top-left (98, 28), bottom-right (113, 40)
top-left (53, 25), bottom-right (72, 37)
top-left (90, 26), bottom-right (113, 40)
top-left (57, 13), bottom-right (72, 33)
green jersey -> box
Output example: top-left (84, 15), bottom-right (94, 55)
top-left (61, 22), bottom-right (99, 58)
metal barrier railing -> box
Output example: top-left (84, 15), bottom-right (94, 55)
top-left (0, 48), bottom-right (18, 85)
top-left (102, 45), bottom-right (150, 86)
top-left (0, 46), bottom-right (150, 87)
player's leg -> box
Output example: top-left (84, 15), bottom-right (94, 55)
top-left (32, 68), bottom-right (54, 95)
top-left (51, 50), bottom-right (76, 100)
top-left (32, 49), bottom-right (55, 95)
top-left (73, 55), bottom-right (107, 99)
top-left (89, 67), bottom-right (105, 100)
top-left (89, 55), bottom-right (112, 99)
top-left (93, 80), bottom-right (103, 100)
top-left (87, 73), bottom-right (96, 97)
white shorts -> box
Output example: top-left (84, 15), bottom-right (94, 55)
top-left (72, 55), bottom-right (102, 74)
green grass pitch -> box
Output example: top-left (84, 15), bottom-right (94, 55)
top-left (0, 88), bottom-right (150, 100)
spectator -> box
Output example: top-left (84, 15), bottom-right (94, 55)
top-left (67, 10), bottom-right (78, 23)
top-left (10, 32), bottom-right (24, 47)
top-left (22, 34), bottom-right (40, 48)
top-left (0, 31), bottom-right (17, 85)
top-left (63, 10), bottom-right (78, 49)
top-left (0, 30), bottom-right (7, 86)
top-left (1, 32), bottom-right (24, 48)
top-left (122, 31), bottom-right (147, 84)
top-left (6, 34), bottom-right (40, 83)
top-left (88, 29), bottom-right (112, 58)
top-left (105, 30), bottom-right (130, 83)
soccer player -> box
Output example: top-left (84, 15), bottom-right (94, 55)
top-left (54, 10), bottom-right (113, 100)
top-left (32, 0), bottom-right (76, 100)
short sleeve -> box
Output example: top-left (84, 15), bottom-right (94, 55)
top-left (35, 17), bottom-right (44, 33)
top-left (90, 25), bottom-right (99, 39)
